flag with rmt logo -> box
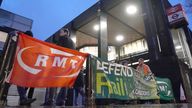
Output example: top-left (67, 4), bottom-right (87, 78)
top-left (7, 33), bottom-right (88, 88)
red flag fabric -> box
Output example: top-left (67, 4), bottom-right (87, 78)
top-left (8, 33), bottom-right (88, 88)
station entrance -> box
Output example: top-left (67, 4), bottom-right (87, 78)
top-left (0, 0), bottom-right (192, 106)
top-left (47, 0), bottom-right (192, 103)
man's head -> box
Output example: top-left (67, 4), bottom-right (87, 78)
top-left (25, 30), bottom-right (33, 37)
top-left (59, 28), bottom-right (69, 37)
top-left (138, 58), bottom-right (144, 66)
top-left (123, 62), bottom-right (128, 66)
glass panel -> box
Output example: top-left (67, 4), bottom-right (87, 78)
top-left (108, 46), bottom-right (116, 61)
top-left (0, 18), bottom-right (12, 27)
top-left (79, 46), bottom-right (116, 61)
top-left (13, 15), bottom-right (32, 26)
top-left (0, 31), bottom-right (8, 54)
top-left (0, 9), bottom-right (32, 31)
top-left (80, 47), bottom-right (98, 57)
top-left (171, 28), bottom-right (192, 68)
top-left (12, 22), bottom-right (31, 32)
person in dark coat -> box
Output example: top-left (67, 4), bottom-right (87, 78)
top-left (41, 28), bottom-right (75, 106)
top-left (55, 28), bottom-right (75, 106)
top-left (74, 67), bottom-right (86, 106)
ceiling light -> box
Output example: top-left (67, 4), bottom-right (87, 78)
top-left (116, 35), bottom-right (124, 42)
top-left (93, 21), bottom-right (107, 31)
top-left (175, 45), bottom-right (182, 50)
top-left (126, 5), bottom-right (137, 15)
top-left (71, 37), bottom-right (76, 43)
top-left (93, 24), bottom-right (99, 31)
top-left (101, 21), bottom-right (107, 29)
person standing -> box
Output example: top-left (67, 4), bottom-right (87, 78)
top-left (136, 58), bottom-right (153, 78)
top-left (74, 67), bottom-right (85, 106)
top-left (17, 30), bottom-right (36, 106)
top-left (55, 28), bottom-right (75, 106)
top-left (136, 58), bottom-right (159, 104)
top-left (41, 28), bottom-right (75, 106)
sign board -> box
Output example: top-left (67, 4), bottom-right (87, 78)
top-left (166, 4), bottom-right (188, 28)
top-left (90, 55), bottom-right (174, 101)
top-left (156, 77), bottom-right (174, 100)
top-left (91, 56), bottom-right (159, 100)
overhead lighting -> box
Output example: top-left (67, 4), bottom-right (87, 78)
top-left (93, 24), bottom-right (99, 31)
top-left (144, 59), bottom-right (150, 63)
top-left (71, 37), bottom-right (76, 43)
top-left (132, 62), bottom-right (139, 65)
top-left (93, 21), bottom-right (107, 31)
top-left (175, 45), bottom-right (182, 50)
top-left (101, 21), bottom-right (107, 29)
top-left (116, 35), bottom-right (124, 42)
top-left (126, 5), bottom-right (137, 15)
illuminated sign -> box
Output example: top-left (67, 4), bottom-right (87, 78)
top-left (166, 4), bottom-right (188, 28)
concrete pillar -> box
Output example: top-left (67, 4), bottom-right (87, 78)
top-left (141, 0), bottom-right (182, 102)
top-left (115, 46), bottom-right (121, 62)
top-left (98, 12), bottom-right (108, 61)
top-left (141, 0), bottom-right (161, 61)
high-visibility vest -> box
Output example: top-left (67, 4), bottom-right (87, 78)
top-left (143, 64), bottom-right (150, 76)
top-left (137, 64), bottom-right (151, 76)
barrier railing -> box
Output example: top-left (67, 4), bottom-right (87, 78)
top-left (0, 32), bottom-right (18, 105)
top-left (0, 32), bottom-right (176, 106)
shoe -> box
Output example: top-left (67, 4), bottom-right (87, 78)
top-left (56, 101), bottom-right (65, 106)
top-left (40, 102), bottom-right (54, 106)
top-left (19, 98), bottom-right (36, 106)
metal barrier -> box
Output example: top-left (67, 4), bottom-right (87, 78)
top-left (0, 32), bottom-right (188, 106)
top-left (0, 33), bottom-right (93, 106)
top-left (0, 32), bottom-right (18, 105)
top-left (85, 55), bottom-right (95, 106)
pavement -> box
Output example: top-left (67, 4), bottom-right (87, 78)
top-left (1, 103), bottom-right (192, 108)
top-left (2, 85), bottom-right (83, 107)
top-left (1, 85), bottom-right (192, 108)
top-left (5, 85), bottom-right (45, 107)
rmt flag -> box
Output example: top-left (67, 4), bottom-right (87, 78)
top-left (7, 33), bottom-right (88, 88)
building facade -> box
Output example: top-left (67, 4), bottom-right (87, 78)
top-left (0, 9), bottom-right (33, 72)
top-left (46, 0), bottom-right (192, 103)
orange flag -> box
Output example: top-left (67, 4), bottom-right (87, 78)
top-left (8, 33), bottom-right (88, 88)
